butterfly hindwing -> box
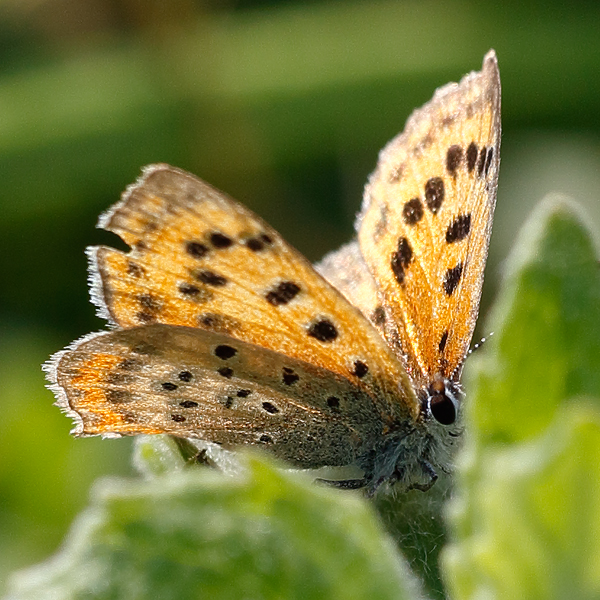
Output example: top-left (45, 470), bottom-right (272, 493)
top-left (357, 51), bottom-right (501, 386)
top-left (316, 241), bottom-right (381, 328)
top-left (49, 323), bottom-right (385, 468)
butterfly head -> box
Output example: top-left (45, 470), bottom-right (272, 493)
top-left (375, 373), bottom-right (463, 492)
top-left (424, 373), bottom-right (462, 426)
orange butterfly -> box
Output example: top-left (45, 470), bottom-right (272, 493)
top-left (45, 51), bottom-right (500, 493)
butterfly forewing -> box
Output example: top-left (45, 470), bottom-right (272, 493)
top-left (357, 51), bottom-right (500, 385)
top-left (90, 165), bottom-right (417, 420)
top-left (50, 324), bottom-right (383, 468)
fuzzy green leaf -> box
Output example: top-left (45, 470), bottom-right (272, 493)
top-left (469, 195), bottom-right (600, 445)
top-left (444, 196), bottom-right (600, 599)
top-left (445, 403), bottom-right (600, 599)
top-left (6, 454), bottom-right (421, 600)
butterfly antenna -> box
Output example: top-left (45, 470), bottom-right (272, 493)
top-left (468, 331), bottom-right (494, 356)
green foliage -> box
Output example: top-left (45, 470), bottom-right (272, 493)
top-left (467, 195), bottom-right (600, 445)
top-left (6, 445), bottom-right (420, 600)
top-left (444, 196), bottom-right (600, 599)
top-left (5, 199), bottom-right (600, 599)
top-left (0, 332), bottom-right (132, 589)
top-left (445, 404), bottom-right (600, 599)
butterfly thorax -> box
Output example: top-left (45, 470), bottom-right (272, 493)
top-left (330, 373), bottom-right (463, 494)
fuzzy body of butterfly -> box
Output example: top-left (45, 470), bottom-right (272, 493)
top-left (46, 51), bottom-right (501, 494)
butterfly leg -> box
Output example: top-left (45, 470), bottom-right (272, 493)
top-left (317, 475), bottom-right (392, 498)
top-left (315, 477), bottom-right (370, 490)
top-left (171, 436), bottom-right (222, 469)
top-left (407, 461), bottom-right (438, 492)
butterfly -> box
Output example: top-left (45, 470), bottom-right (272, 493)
top-left (45, 51), bottom-right (501, 494)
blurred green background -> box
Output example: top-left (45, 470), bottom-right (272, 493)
top-left (1, 0), bottom-right (600, 590)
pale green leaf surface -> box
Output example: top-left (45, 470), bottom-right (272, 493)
top-left (445, 403), bottom-right (600, 600)
top-left (469, 194), bottom-right (600, 445)
top-left (444, 196), bottom-right (600, 599)
top-left (5, 451), bottom-right (421, 600)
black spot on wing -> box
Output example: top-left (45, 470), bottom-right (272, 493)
top-left (186, 241), bottom-right (209, 259)
top-left (209, 232), bottom-right (234, 248)
top-left (425, 177), bottom-right (444, 214)
top-left (198, 313), bottom-right (240, 333)
top-left (127, 261), bottom-right (144, 277)
top-left (265, 281), bottom-right (301, 306)
top-left (466, 142), bottom-right (478, 172)
top-left (307, 318), bottom-right (338, 342)
top-left (402, 198), bottom-right (424, 226)
top-left (477, 147), bottom-right (487, 177)
top-left (178, 282), bottom-right (201, 296)
top-left (178, 371), bottom-right (193, 382)
top-left (217, 366), bottom-right (233, 378)
top-left (446, 214), bottom-right (471, 244)
top-left (195, 270), bottom-right (227, 287)
top-left (443, 263), bottom-right (463, 296)
top-left (135, 311), bottom-right (156, 324)
top-left (180, 400), bottom-right (198, 408)
top-left (352, 360), bottom-right (369, 378)
top-left (262, 402), bottom-right (279, 414)
top-left (138, 294), bottom-right (161, 312)
top-left (214, 344), bottom-right (237, 360)
top-left (484, 147), bottom-right (494, 177)
top-left (245, 232), bottom-right (274, 252)
top-left (439, 331), bottom-right (449, 353)
top-left (446, 145), bottom-right (463, 176)
top-left (282, 367), bottom-right (299, 386)
top-left (372, 306), bottom-right (386, 326)
top-left (245, 237), bottom-right (265, 251)
top-left (327, 396), bottom-right (341, 412)
top-left (391, 237), bottom-right (413, 285)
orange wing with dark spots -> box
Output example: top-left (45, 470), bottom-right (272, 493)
top-left (88, 164), bottom-right (417, 421)
top-left (45, 53), bottom-right (501, 491)
top-left (357, 51), bottom-right (501, 387)
top-left (47, 323), bottom-right (387, 469)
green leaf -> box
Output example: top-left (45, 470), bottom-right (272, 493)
top-left (444, 196), bottom-right (600, 599)
top-left (469, 195), bottom-right (600, 445)
top-left (445, 403), bottom-right (600, 600)
top-left (374, 476), bottom-right (451, 600)
top-left (5, 454), bottom-right (421, 600)
top-left (131, 435), bottom-right (187, 478)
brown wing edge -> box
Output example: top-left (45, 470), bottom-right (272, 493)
top-left (357, 49), bottom-right (501, 232)
top-left (449, 50), bottom-right (501, 379)
top-left (42, 330), bottom-right (123, 438)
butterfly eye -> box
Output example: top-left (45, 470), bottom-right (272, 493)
top-left (429, 393), bottom-right (457, 425)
